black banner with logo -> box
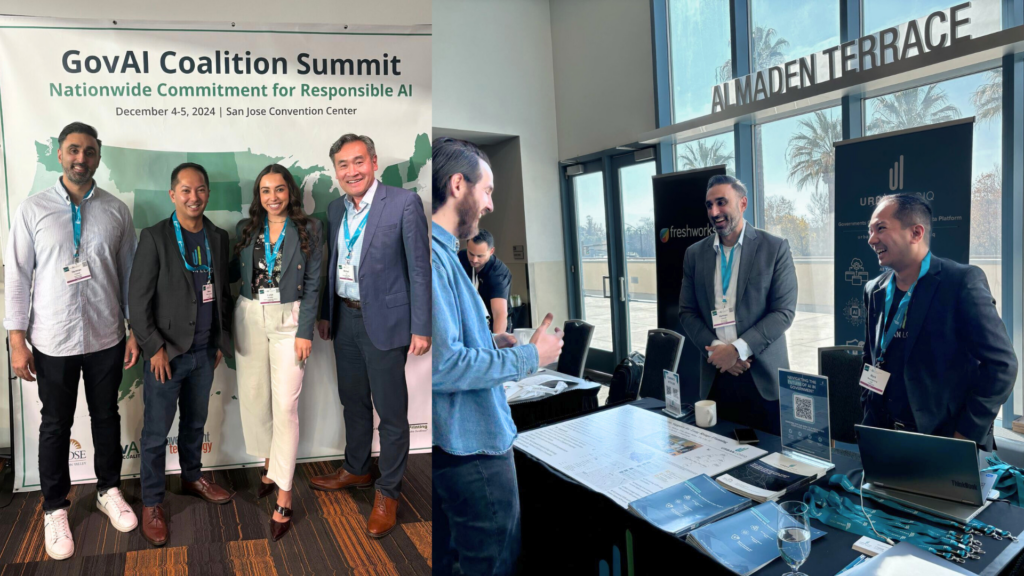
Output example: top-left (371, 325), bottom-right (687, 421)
top-left (653, 165), bottom-right (725, 403)
top-left (833, 119), bottom-right (973, 347)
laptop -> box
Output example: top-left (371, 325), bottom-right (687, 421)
top-left (856, 425), bottom-right (989, 524)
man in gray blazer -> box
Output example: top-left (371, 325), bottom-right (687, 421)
top-left (678, 175), bottom-right (797, 435)
top-left (311, 134), bottom-right (431, 537)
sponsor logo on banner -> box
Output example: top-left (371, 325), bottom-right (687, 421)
top-left (69, 439), bottom-right (88, 468)
top-left (167, 432), bottom-right (214, 454)
top-left (659, 225), bottom-right (714, 242)
top-left (410, 423), bottom-right (429, 433)
top-left (845, 258), bottom-right (869, 286)
top-left (889, 155), bottom-right (905, 191)
top-left (123, 441), bottom-right (141, 460)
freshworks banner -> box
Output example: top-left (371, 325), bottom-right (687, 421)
top-left (0, 16), bottom-right (432, 492)
top-left (833, 119), bottom-right (972, 348)
top-left (653, 166), bottom-right (724, 403)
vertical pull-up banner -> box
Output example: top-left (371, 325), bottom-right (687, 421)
top-left (0, 16), bottom-right (432, 492)
top-left (653, 166), bottom-right (724, 403)
top-left (833, 119), bottom-right (973, 347)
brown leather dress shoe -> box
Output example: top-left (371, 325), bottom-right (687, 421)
top-left (366, 490), bottom-right (398, 538)
top-left (182, 476), bottom-right (233, 505)
top-left (270, 504), bottom-right (293, 542)
top-left (141, 505), bottom-right (168, 547)
top-left (309, 468), bottom-right (373, 491)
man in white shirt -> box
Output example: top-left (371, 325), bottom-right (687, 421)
top-left (678, 175), bottom-right (797, 435)
top-left (4, 122), bottom-right (140, 560)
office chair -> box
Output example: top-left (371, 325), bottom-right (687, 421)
top-left (637, 329), bottom-right (685, 401)
top-left (556, 320), bottom-right (595, 379)
top-left (818, 345), bottom-right (864, 447)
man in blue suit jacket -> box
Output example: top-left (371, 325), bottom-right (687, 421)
top-left (861, 193), bottom-right (1016, 452)
top-left (311, 134), bottom-right (431, 537)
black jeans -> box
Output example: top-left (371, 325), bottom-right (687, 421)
top-left (333, 299), bottom-right (410, 499)
top-left (433, 446), bottom-right (521, 576)
top-left (34, 339), bottom-right (126, 512)
top-left (709, 370), bottom-right (782, 436)
top-left (140, 346), bottom-right (217, 506)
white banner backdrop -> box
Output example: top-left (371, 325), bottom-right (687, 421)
top-left (0, 16), bottom-right (432, 492)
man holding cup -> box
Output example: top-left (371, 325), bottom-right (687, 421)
top-left (678, 175), bottom-right (797, 435)
top-left (430, 137), bottom-right (564, 576)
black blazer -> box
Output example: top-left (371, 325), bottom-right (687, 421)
top-left (129, 216), bottom-right (233, 361)
top-left (861, 255), bottom-right (1017, 451)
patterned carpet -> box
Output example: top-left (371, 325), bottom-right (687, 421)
top-left (0, 455), bottom-right (432, 575)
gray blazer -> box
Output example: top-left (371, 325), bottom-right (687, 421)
top-left (678, 225), bottom-right (798, 401)
top-left (128, 216), bottom-right (233, 361)
top-left (319, 183), bottom-right (431, 351)
top-left (230, 217), bottom-right (323, 340)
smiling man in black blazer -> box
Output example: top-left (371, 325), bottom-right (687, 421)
top-left (128, 162), bottom-right (234, 547)
top-left (861, 193), bottom-right (1017, 451)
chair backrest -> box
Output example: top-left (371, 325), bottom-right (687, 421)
top-left (818, 345), bottom-right (864, 446)
top-left (638, 329), bottom-right (685, 401)
top-left (556, 320), bottom-right (595, 379)
top-left (606, 355), bottom-right (645, 406)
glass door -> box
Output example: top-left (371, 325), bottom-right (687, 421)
top-left (615, 158), bottom-right (659, 355)
top-left (571, 170), bottom-right (614, 360)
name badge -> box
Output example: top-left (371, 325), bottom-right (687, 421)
top-left (63, 262), bottom-right (92, 285)
top-left (202, 283), bottom-right (214, 303)
top-left (338, 264), bottom-right (356, 283)
top-left (258, 287), bottom-right (281, 305)
top-left (711, 307), bottom-right (736, 328)
top-left (859, 364), bottom-right (890, 395)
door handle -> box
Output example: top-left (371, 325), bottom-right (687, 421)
top-left (619, 277), bottom-right (626, 302)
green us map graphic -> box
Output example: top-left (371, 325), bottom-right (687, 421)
top-left (28, 133), bottom-right (432, 404)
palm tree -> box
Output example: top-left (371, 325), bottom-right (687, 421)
top-left (970, 69), bottom-right (1001, 125)
top-left (868, 84), bottom-right (961, 134)
top-left (716, 26), bottom-right (790, 82)
top-left (677, 139), bottom-right (734, 172)
top-left (787, 110), bottom-right (841, 255)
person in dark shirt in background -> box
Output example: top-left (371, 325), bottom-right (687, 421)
top-left (458, 229), bottom-right (513, 334)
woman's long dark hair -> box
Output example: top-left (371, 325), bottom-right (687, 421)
top-left (234, 164), bottom-right (318, 259)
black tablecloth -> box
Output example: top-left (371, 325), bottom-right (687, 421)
top-left (514, 398), bottom-right (1024, 575)
top-left (509, 385), bottom-right (601, 432)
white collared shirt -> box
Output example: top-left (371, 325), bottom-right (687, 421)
top-left (711, 219), bottom-right (751, 361)
top-left (335, 179), bottom-right (379, 300)
top-left (4, 179), bottom-right (137, 356)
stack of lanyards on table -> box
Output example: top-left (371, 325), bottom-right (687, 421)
top-left (802, 474), bottom-right (1015, 565)
top-left (983, 455), bottom-right (1024, 507)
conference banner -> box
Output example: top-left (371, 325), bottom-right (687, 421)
top-left (833, 119), bottom-right (972, 348)
top-left (0, 16), bottom-right (432, 492)
top-left (652, 165), bottom-right (724, 403)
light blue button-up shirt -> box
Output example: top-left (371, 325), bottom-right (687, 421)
top-left (335, 179), bottom-right (378, 301)
top-left (432, 222), bottom-right (539, 455)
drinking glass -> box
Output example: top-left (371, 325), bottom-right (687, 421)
top-left (776, 501), bottom-right (811, 576)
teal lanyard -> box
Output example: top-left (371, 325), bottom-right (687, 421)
top-left (68, 182), bottom-right (95, 262)
top-left (877, 252), bottom-right (931, 364)
top-left (263, 217), bottom-right (287, 274)
top-left (171, 213), bottom-right (212, 278)
top-left (719, 244), bottom-right (737, 303)
top-left (984, 455), bottom-right (1024, 508)
top-left (343, 209), bottom-right (369, 265)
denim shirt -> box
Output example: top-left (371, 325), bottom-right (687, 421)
top-left (432, 222), bottom-right (538, 455)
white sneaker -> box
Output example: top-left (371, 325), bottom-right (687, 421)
top-left (43, 509), bottom-right (74, 560)
top-left (96, 488), bottom-right (138, 532)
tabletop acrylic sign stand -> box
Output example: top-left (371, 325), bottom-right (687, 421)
top-left (778, 369), bottom-right (835, 472)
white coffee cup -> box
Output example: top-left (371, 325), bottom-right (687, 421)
top-left (695, 400), bottom-right (717, 428)
top-left (514, 328), bottom-right (532, 346)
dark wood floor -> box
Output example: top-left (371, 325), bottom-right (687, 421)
top-left (0, 455), bottom-right (431, 575)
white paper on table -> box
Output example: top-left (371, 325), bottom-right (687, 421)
top-left (514, 405), bottom-right (767, 508)
top-left (504, 374), bottom-right (570, 404)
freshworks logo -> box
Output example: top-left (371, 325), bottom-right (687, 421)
top-left (660, 225), bottom-right (714, 242)
top-left (660, 228), bottom-right (670, 243)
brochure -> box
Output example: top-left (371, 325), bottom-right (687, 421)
top-left (716, 453), bottom-right (828, 502)
top-left (628, 473), bottom-right (752, 535)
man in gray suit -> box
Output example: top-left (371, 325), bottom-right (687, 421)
top-left (678, 175), bottom-right (797, 435)
top-left (311, 134), bottom-right (431, 538)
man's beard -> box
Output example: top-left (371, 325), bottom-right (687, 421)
top-left (64, 162), bottom-right (94, 185)
top-left (455, 194), bottom-right (481, 240)
top-left (714, 215), bottom-right (739, 239)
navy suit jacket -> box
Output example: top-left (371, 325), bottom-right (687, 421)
top-left (319, 182), bottom-right (431, 350)
top-left (861, 255), bottom-right (1017, 451)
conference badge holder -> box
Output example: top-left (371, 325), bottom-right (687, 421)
top-left (258, 287), bottom-right (281, 305)
top-left (711, 307), bottom-right (736, 329)
top-left (63, 261), bottom-right (91, 285)
top-left (338, 262), bottom-right (357, 283)
top-left (860, 364), bottom-right (890, 395)
top-left (202, 282), bottom-right (214, 303)
top-left (778, 369), bottom-right (835, 472)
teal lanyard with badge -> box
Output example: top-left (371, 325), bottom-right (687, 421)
top-left (171, 212), bottom-right (212, 275)
top-left (69, 183), bottom-right (95, 262)
top-left (876, 251), bottom-right (931, 365)
top-left (719, 244), bottom-right (737, 304)
top-left (343, 210), bottom-right (369, 265)
top-left (263, 217), bottom-right (287, 273)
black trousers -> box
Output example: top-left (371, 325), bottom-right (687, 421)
top-left (34, 339), bottom-right (126, 512)
top-left (333, 298), bottom-right (410, 499)
top-left (708, 370), bottom-right (781, 436)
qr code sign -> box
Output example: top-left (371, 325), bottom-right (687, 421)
top-left (794, 394), bottom-right (814, 423)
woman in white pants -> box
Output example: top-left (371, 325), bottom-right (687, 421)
top-left (231, 164), bottom-right (322, 541)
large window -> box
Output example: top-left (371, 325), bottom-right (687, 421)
top-left (750, 0), bottom-right (839, 73)
top-left (863, 0), bottom-right (1002, 39)
top-left (667, 0), bottom-right (732, 123)
top-left (675, 132), bottom-right (736, 175)
top-left (864, 69), bottom-right (1003, 313)
top-left (755, 107), bottom-right (842, 372)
